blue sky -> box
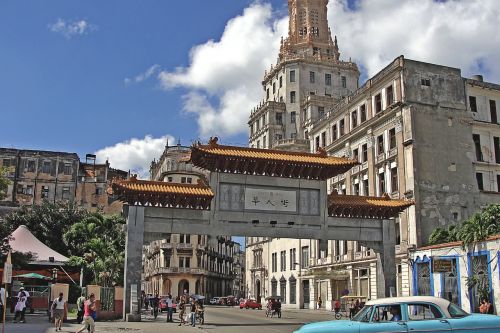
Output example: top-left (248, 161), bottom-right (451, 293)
top-left (2, 0), bottom-right (499, 177)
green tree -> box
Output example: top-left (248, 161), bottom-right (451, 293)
top-left (428, 224), bottom-right (459, 245)
top-left (64, 213), bottom-right (125, 287)
top-left (0, 167), bottom-right (10, 200)
top-left (3, 200), bottom-right (89, 256)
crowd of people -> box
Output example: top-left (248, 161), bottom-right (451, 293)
top-left (141, 291), bottom-right (204, 327)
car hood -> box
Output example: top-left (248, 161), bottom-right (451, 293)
top-left (294, 320), bottom-right (357, 333)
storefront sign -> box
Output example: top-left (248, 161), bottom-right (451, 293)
top-left (432, 259), bottom-right (453, 273)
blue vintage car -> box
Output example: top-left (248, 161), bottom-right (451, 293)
top-left (294, 296), bottom-right (500, 333)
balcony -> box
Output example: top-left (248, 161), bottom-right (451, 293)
top-left (272, 138), bottom-right (309, 151)
top-left (161, 243), bottom-right (173, 251)
top-left (147, 267), bottom-right (207, 277)
top-left (176, 243), bottom-right (193, 254)
top-left (375, 152), bottom-right (386, 164)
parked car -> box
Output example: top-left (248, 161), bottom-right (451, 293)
top-left (293, 296), bottom-right (500, 333)
top-left (218, 297), bottom-right (228, 306)
top-left (240, 299), bottom-right (262, 310)
top-left (210, 297), bottom-right (220, 305)
top-left (159, 298), bottom-right (177, 313)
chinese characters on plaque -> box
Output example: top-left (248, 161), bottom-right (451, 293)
top-left (244, 188), bottom-right (297, 212)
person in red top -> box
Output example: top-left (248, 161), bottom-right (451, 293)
top-left (76, 293), bottom-right (96, 333)
top-left (334, 299), bottom-right (341, 314)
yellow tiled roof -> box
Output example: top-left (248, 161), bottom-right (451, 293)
top-left (194, 144), bottom-right (355, 167)
top-left (329, 193), bottom-right (414, 208)
top-left (112, 178), bottom-right (214, 197)
top-left (328, 193), bottom-right (414, 219)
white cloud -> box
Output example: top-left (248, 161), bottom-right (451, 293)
top-left (94, 135), bottom-right (174, 179)
top-left (158, 2), bottom-right (288, 137)
top-left (156, 0), bottom-right (499, 139)
top-left (328, 0), bottom-right (500, 81)
top-left (124, 64), bottom-right (161, 85)
top-left (48, 18), bottom-right (97, 39)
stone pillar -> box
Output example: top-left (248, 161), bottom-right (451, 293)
top-left (123, 205), bottom-right (145, 321)
top-left (375, 219), bottom-right (396, 298)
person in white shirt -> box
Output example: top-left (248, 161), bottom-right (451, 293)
top-left (0, 287), bottom-right (6, 323)
top-left (17, 287), bottom-right (30, 322)
top-left (52, 292), bottom-right (67, 331)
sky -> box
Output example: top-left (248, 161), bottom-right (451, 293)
top-left (1, 0), bottom-right (499, 175)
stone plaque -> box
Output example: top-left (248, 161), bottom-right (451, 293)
top-left (244, 188), bottom-right (297, 212)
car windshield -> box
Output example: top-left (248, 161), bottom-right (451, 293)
top-left (352, 305), bottom-right (372, 322)
top-left (448, 303), bottom-right (469, 318)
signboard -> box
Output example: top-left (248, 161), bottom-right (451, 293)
top-left (244, 188), bottom-right (297, 212)
top-left (432, 259), bottom-right (453, 273)
top-left (2, 264), bottom-right (12, 284)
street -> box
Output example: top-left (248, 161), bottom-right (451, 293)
top-left (1, 306), bottom-right (337, 333)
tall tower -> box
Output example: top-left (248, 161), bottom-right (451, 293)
top-left (282, 0), bottom-right (339, 61)
top-left (248, 0), bottom-right (359, 152)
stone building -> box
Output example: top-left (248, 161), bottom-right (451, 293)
top-left (0, 148), bottom-right (128, 214)
top-left (245, 0), bottom-right (500, 309)
top-left (232, 245), bottom-right (245, 299)
top-left (142, 143), bottom-right (238, 299)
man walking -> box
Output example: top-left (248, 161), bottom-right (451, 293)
top-left (76, 294), bottom-right (86, 324)
top-left (190, 297), bottom-right (197, 327)
top-left (17, 287), bottom-right (29, 323)
top-left (166, 294), bottom-right (173, 322)
top-left (178, 296), bottom-right (186, 326)
top-left (52, 292), bottom-right (67, 331)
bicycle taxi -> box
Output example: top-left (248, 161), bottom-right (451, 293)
top-left (338, 295), bottom-right (367, 319)
top-left (264, 296), bottom-right (283, 318)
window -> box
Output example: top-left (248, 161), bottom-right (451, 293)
top-left (275, 134), bottom-right (283, 142)
top-left (476, 172), bottom-right (484, 190)
top-left (407, 304), bottom-right (443, 320)
top-left (62, 187), bottom-right (70, 200)
top-left (421, 78), bottom-right (431, 86)
top-left (391, 166), bottom-right (398, 192)
top-left (377, 135), bottom-right (384, 154)
top-left (271, 279), bottom-right (277, 296)
top-left (42, 161), bottom-right (51, 174)
top-left (2, 159), bottom-right (10, 168)
top-left (332, 124), bottom-right (337, 141)
top-left (290, 70), bottom-right (296, 82)
top-left (280, 251), bottom-right (286, 271)
top-left (266, 88), bottom-right (269, 100)
top-left (280, 278), bottom-right (287, 303)
top-left (318, 106), bottom-right (325, 118)
top-left (276, 113), bottom-right (283, 125)
top-left (256, 140), bottom-right (260, 149)
top-left (164, 256), bottom-right (171, 267)
top-left (263, 136), bottom-right (267, 148)
top-left (181, 177), bottom-right (186, 183)
top-left (325, 73), bottom-right (332, 86)
top-left (375, 94), bottom-right (382, 113)
top-left (353, 148), bottom-right (359, 162)
top-left (321, 132), bottom-right (326, 147)
top-left (272, 253), bottom-right (277, 272)
top-left (289, 278), bottom-right (296, 304)
top-left (389, 128), bottom-right (396, 149)
top-left (495, 137), bottom-right (500, 164)
top-left (291, 111), bottom-right (296, 123)
top-left (353, 182), bottom-right (360, 195)
top-left (490, 100), bottom-right (497, 123)
top-left (473, 134), bottom-right (483, 161)
top-left (361, 144), bottom-right (368, 162)
top-left (27, 160), bottom-right (36, 173)
top-left (339, 119), bottom-right (345, 136)
top-left (469, 96), bottom-right (477, 112)
top-left (301, 246), bottom-right (309, 268)
top-left (279, 76), bottom-right (283, 88)
top-left (63, 163), bottom-right (72, 175)
top-left (315, 136), bottom-right (320, 151)
top-left (167, 176), bottom-right (173, 182)
top-left (290, 91), bottom-right (296, 103)
top-left (386, 85), bottom-right (394, 106)
top-left (41, 186), bottom-right (49, 198)
top-left (310, 71), bottom-right (315, 83)
top-left (378, 172), bottom-right (385, 195)
top-left (341, 76), bottom-right (346, 88)
top-left (363, 177), bottom-right (369, 196)
top-left (360, 104), bottom-right (366, 122)
top-left (96, 187), bottom-right (104, 195)
top-left (26, 185), bottom-right (33, 195)
top-left (290, 248), bottom-right (296, 270)
top-left (272, 82), bottom-right (276, 94)
top-left (351, 111), bottom-right (357, 128)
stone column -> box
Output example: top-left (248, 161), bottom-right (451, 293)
top-left (375, 219), bottom-right (396, 298)
top-left (123, 205), bottom-right (145, 321)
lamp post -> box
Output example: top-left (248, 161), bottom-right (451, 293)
top-left (52, 268), bottom-right (58, 283)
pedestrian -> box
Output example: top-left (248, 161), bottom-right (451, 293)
top-left (17, 287), bottom-right (29, 323)
top-left (178, 296), bottom-right (186, 326)
top-left (13, 294), bottom-right (26, 323)
top-left (0, 287), bottom-right (6, 323)
top-left (349, 301), bottom-right (355, 319)
top-left (334, 299), bottom-right (341, 315)
top-left (52, 292), bottom-right (67, 331)
top-left (190, 297), bottom-right (197, 327)
top-left (317, 296), bottom-right (322, 309)
top-left (76, 293), bottom-right (86, 324)
top-left (76, 293), bottom-right (96, 333)
top-left (166, 294), bottom-right (173, 322)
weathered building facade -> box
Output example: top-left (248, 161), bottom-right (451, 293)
top-left (142, 144), bottom-right (239, 299)
top-left (245, 0), bottom-right (500, 310)
top-left (0, 148), bottom-right (128, 213)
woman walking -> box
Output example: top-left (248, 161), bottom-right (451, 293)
top-left (52, 292), bottom-right (67, 331)
top-left (76, 293), bottom-right (96, 333)
top-left (178, 296), bottom-right (186, 326)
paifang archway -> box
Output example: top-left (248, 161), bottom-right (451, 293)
top-left (113, 138), bottom-right (413, 320)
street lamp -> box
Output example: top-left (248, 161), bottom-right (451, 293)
top-left (52, 268), bottom-right (58, 283)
